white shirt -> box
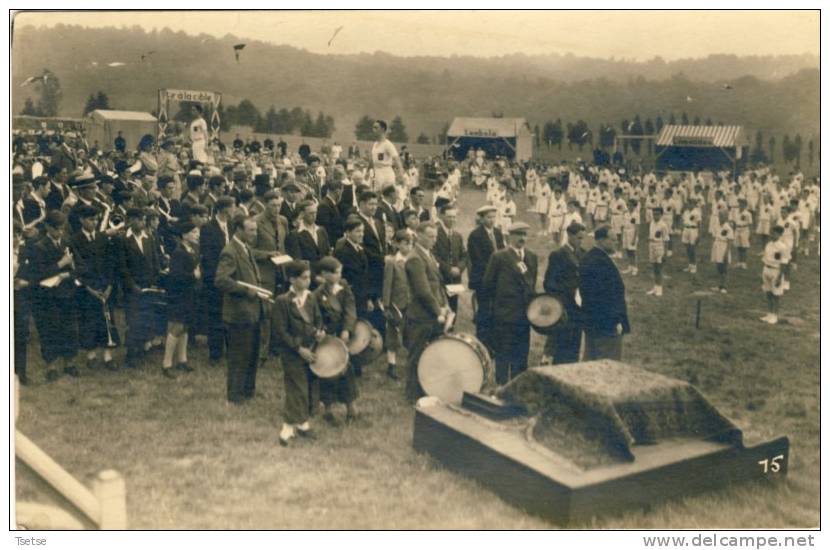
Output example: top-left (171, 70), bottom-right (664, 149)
top-left (190, 117), bottom-right (208, 143)
top-left (372, 139), bottom-right (399, 169)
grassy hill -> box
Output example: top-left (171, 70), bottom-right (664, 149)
top-left (11, 24), bottom-right (820, 143)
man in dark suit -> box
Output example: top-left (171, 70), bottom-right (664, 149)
top-left (22, 176), bottom-right (50, 231)
top-left (376, 184), bottom-right (401, 230)
top-left (316, 181), bottom-right (345, 242)
top-left (28, 211), bottom-right (81, 381)
top-left (356, 191), bottom-right (387, 333)
top-left (579, 226), bottom-right (630, 361)
top-left (467, 205), bottom-right (504, 344)
top-left (117, 208), bottom-right (161, 369)
top-left (215, 214), bottom-right (268, 403)
top-left (114, 131), bottom-right (126, 153)
top-left (481, 222), bottom-right (538, 384)
top-left (542, 222), bottom-right (585, 364)
top-left (408, 186), bottom-right (430, 221)
top-left (280, 182), bottom-right (302, 227)
top-left (285, 200), bottom-right (331, 275)
top-left (200, 197), bottom-right (235, 364)
top-left (433, 198), bottom-right (467, 312)
top-left (71, 204), bottom-right (118, 370)
top-left (334, 217), bottom-right (369, 323)
top-left (404, 222), bottom-right (449, 401)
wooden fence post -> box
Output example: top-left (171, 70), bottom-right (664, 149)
top-left (92, 470), bottom-right (127, 529)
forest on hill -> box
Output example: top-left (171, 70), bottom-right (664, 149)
top-left (12, 24), bottom-right (819, 145)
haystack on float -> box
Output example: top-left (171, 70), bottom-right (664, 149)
top-left (412, 360), bottom-right (789, 525)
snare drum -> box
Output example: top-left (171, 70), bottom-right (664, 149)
top-left (348, 319), bottom-right (373, 355)
top-left (417, 333), bottom-right (494, 405)
top-left (526, 293), bottom-right (565, 335)
top-left (310, 335), bottom-right (349, 379)
top-left (353, 327), bottom-right (384, 366)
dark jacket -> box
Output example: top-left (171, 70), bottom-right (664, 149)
top-left (214, 237), bottom-right (266, 325)
top-left (285, 226), bottom-right (331, 273)
top-left (70, 230), bottom-right (114, 292)
top-left (314, 282), bottom-right (357, 335)
top-left (405, 244), bottom-right (447, 323)
top-left (359, 213), bottom-right (386, 299)
top-left (334, 238), bottom-right (369, 312)
top-left (481, 247), bottom-right (537, 324)
top-left (29, 235), bottom-right (76, 300)
top-left (200, 219), bottom-right (230, 283)
top-left (316, 195), bottom-right (345, 243)
top-left (578, 246), bottom-right (630, 337)
top-left (543, 243), bottom-right (582, 318)
top-left (467, 224), bottom-right (504, 293)
top-left (272, 290), bottom-right (322, 361)
top-left (117, 230), bottom-right (160, 293)
top-left (165, 242), bottom-right (200, 325)
top-left (434, 223), bottom-right (467, 284)
top-left (376, 199), bottom-right (400, 231)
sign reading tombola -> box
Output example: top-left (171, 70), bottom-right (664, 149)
top-left (464, 128), bottom-right (499, 137)
top-left (164, 89), bottom-right (220, 103)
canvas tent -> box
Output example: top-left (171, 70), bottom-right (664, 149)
top-left (445, 117), bottom-right (533, 161)
top-left (85, 110), bottom-right (157, 152)
top-left (654, 125), bottom-right (746, 173)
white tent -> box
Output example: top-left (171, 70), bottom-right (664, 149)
top-left (85, 110), bottom-right (157, 152)
top-left (446, 117), bottom-right (533, 161)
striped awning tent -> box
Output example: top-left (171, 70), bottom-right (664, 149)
top-left (655, 125), bottom-right (743, 148)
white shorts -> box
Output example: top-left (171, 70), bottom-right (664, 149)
top-left (735, 227), bottom-right (751, 248)
top-left (681, 227), bottom-right (699, 245)
top-left (622, 228), bottom-right (638, 251)
top-left (648, 241), bottom-right (665, 264)
top-left (374, 166), bottom-right (396, 188)
top-left (548, 215), bottom-right (565, 233)
top-left (761, 266), bottom-right (785, 296)
top-left (610, 215), bottom-right (624, 235)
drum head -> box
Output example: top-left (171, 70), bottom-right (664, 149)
top-left (310, 336), bottom-right (349, 379)
top-left (348, 320), bottom-right (373, 355)
top-left (418, 337), bottom-right (485, 405)
top-left (527, 294), bottom-right (564, 330)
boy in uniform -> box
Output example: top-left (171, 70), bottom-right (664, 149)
top-left (609, 187), bottom-right (627, 259)
top-left (734, 198), bottom-right (753, 269)
top-left (646, 207), bottom-right (670, 297)
top-left (759, 225), bottom-right (790, 325)
top-left (382, 230), bottom-right (412, 380)
top-left (680, 198), bottom-right (702, 274)
top-left (620, 198), bottom-right (640, 276)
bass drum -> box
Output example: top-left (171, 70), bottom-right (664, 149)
top-left (310, 335), bottom-right (349, 379)
top-left (348, 319), bottom-right (374, 355)
top-left (526, 293), bottom-right (565, 335)
top-left (417, 333), bottom-right (494, 405)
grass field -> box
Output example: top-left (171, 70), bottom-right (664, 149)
top-left (14, 186), bottom-right (820, 529)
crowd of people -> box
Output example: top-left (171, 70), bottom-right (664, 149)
top-left (11, 108), bottom-right (821, 446)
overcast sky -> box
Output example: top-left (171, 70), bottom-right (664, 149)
top-left (15, 10), bottom-right (819, 60)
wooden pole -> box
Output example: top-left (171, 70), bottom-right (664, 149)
top-left (92, 470), bottom-right (127, 529)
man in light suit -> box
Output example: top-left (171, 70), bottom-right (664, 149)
top-left (481, 222), bottom-right (538, 384)
top-left (215, 215), bottom-right (268, 403)
top-left (466, 205), bottom-right (505, 346)
top-left (579, 225), bottom-right (630, 361)
top-left (404, 222), bottom-right (449, 402)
